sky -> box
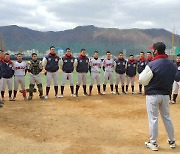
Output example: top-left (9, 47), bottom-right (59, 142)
top-left (0, 0), bottom-right (179, 34)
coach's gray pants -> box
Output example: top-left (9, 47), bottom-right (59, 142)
top-left (126, 76), bottom-right (135, 86)
top-left (77, 73), bottom-right (87, 85)
top-left (115, 73), bottom-right (125, 86)
top-left (146, 95), bottom-right (175, 143)
top-left (2, 78), bottom-right (13, 91)
top-left (46, 71), bottom-right (59, 87)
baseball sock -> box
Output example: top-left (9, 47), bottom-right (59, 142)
top-left (54, 86), bottom-right (58, 96)
top-left (131, 85), bottom-right (134, 92)
top-left (103, 84), bottom-right (106, 92)
top-left (14, 90), bottom-right (17, 98)
top-left (61, 86), bottom-right (64, 95)
top-left (169, 95), bottom-right (172, 100)
top-left (46, 87), bottom-right (50, 96)
top-left (122, 85), bottom-right (125, 93)
top-left (83, 85), bottom-right (87, 94)
top-left (126, 85), bottom-right (128, 92)
top-left (173, 94), bottom-right (178, 102)
top-left (9, 90), bottom-right (12, 98)
top-left (97, 85), bottom-right (101, 93)
top-left (115, 85), bottom-right (118, 92)
top-left (110, 84), bottom-right (114, 92)
top-left (1, 91), bottom-right (4, 98)
top-left (89, 85), bottom-right (93, 93)
top-left (139, 84), bottom-right (142, 93)
top-left (75, 85), bottom-right (80, 95)
top-left (70, 86), bottom-right (74, 94)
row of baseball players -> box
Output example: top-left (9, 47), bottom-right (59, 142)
top-left (0, 46), bottom-right (154, 103)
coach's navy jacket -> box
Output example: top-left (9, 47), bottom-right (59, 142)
top-left (45, 53), bottom-right (59, 72)
top-left (1, 60), bottom-right (14, 78)
top-left (62, 54), bottom-right (75, 73)
top-left (76, 55), bottom-right (89, 73)
top-left (137, 58), bottom-right (146, 74)
top-left (126, 60), bottom-right (137, 77)
top-left (0, 59), bottom-right (3, 79)
top-left (174, 62), bottom-right (180, 82)
top-left (115, 58), bottom-right (127, 74)
top-left (139, 54), bottom-right (176, 95)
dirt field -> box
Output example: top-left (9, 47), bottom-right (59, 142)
top-left (0, 84), bottom-right (180, 154)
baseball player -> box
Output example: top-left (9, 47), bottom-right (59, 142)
top-left (146, 51), bottom-right (153, 64)
top-left (1, 53), bottom-right (14, 101)
top-left (126, 55), bottom-right (137, 94)
top-left (27, 53), bottom-right (44, 100)
top-left (89, 51), bottom-right (103, 96)
top-left (42, 46), bottom-right (61, 99)
top-left (114, 52), bottom-right (127, 95)
top-left (139, 42), bottom-right (176, 151)
top-left (60, 48), bottom-right (76, 97)
top-left (102, 51), bottom-right (115, 95)
top-left (0, 50), bottom-right (5, 107)
top-left (75, 49), bottom-right (89, 97)
top-left (13, 53), bottom-right (28, 101)
top-left (170, 54), bottom-right (180, 104)
top-left (137, 52), bottom-right (146, 94)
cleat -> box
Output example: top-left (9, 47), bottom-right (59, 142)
top-left (59, 95), bottom-right (64, 98)
top-left (98, 92), bottom-right (103, 95)
top-left (168, 140), bottom-right (176, 149)
top-left (83, 92), bottom-right (89, 96)
top-left (28, 96), bottom-right (33, 100)
top-left (145, 141), bottom-right (158, 151)
top-left (115, 92), bottom-right (120, 95)
top-left (71, 94), bottom-right (76, 97)
top-left (12, 97), bottom-right (16, 101)
top-left (9, 97), bottom-right (14, 101)
top-left (171, 101), bottom-right (176, 104)
top-left (102, 91), bottom-right (106, 95)
top-left (122, 91), bottom-right (126, 94)
top-left (132, 92), bottom-right (135, 94)
top-left (40, 96), bottom-right (45, 100)
top-left (111, 91), bottom-right (116, 94)
top-left (44, 96), bottom-right (48, 99)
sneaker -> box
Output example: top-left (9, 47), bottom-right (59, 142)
top-left (102, 91), bottom-right (106, 95)
top-left (83, 92), bottom-right (89, 96)
top-left (74, 94), bottom-right (78, 97)
top-left (132, 91), bottom-right (135, 94)
top-left (115, 92), bottom-right (120, 95)
top-left (126, 91), bottom-right (128, 94)
top-left (168, 140), bottom-right (176, 149)
top-left (28, 96), bottom-right (33, 100)
top-left (111, 91), bottom-right (116, 94)
top-left (44, 96), bottom-right (48, 99)
top-left (145, 141), bottom-right (158, 151)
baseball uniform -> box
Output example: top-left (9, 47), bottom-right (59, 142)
top-left (139, 54), bottom-right (176, 149)
top-left (27, 59), bottom-right (44, 100)
top-left (42, 53), bottom-right (60, 99)
top-left (102, 58), bottom-right (115, 94)
top-left (115, 58), bottom-right (127, 94)
top-left (1, 59), bottom-right (14, 100)
top-left (13, 61), bottom-right (27, 100)
top-left (137, 57), bottom-right (146, 94)
top-left (75, 55), bottom-right (89, 96)
top-left (89, 57), bottom-right (102, 95)
top-left (60, 54), bottom-right (75, 97)
top-left (126, 59), bottom-right (137, 93)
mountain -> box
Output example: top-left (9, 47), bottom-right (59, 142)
top-left (0, 25), bottom-right (180, 56)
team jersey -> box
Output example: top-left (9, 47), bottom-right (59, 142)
top-left (13, 61), bottom-right (27, 76)
top-left (102, 58), bottom-right (115, 72)
top-left (89, 58), bottom-right (102, 73)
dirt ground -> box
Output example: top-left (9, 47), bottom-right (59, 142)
top-left (0, 84), bottom-right (180, 154)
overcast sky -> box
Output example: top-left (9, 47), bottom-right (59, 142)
top-left (0, 0), bottom-right (179, 34)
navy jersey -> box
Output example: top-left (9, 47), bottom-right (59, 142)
top-left (62, 55), bottom-right (75, 73)
top-left (126, 60), bottom-right (137, 77)
top-left (174, 62), bottom-right (180, 82)
top-left (45, 54), bottom-right (60, 72)
top-left (76, 55), bottom-right (89, 73)
top-left (137, 58), bottom-right (146, 74)
top-left (115, 58), bottom-right (127, 74)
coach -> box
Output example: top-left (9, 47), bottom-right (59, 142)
top-left (139, 42), bottom-right (176, 151)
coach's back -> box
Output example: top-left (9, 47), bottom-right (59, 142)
top-left (145, 57), bottom-right (176, 95)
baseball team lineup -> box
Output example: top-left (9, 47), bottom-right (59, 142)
top-left (0, 42), bottom-right (179, 151)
